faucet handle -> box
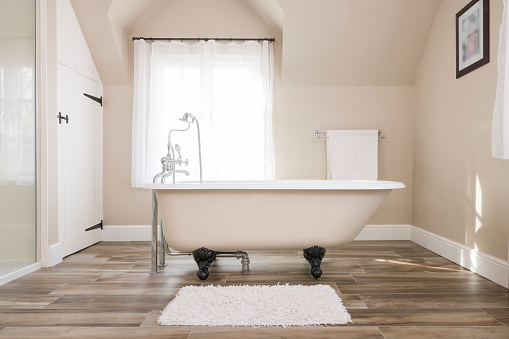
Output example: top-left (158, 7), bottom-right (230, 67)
top-left (175, 144), bottom-right (182, 159)
top-left (174, 144), bottom-right (188, 166)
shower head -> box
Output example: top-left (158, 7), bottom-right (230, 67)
top-left (179, 113), bottom-right (196, 123)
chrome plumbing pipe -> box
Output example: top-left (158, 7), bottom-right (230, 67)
top-left (195, 118), bottom-right (203, 183)
top-left (161, 243), bottom-right (250, 271)
top-left (215, 251), bottom-right (250, 271)
top-left (150, 191), bottom-right (158, 274)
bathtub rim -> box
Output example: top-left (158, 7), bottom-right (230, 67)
top-left (144, 180), bottom-right (405, 190)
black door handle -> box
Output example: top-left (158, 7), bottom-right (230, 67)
top-left (57, 112), bottom-right (68, 124)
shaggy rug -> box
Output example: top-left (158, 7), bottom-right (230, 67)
top-left (158, 284), bottom-right (352, 327)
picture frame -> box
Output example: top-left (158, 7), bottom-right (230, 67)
top-left (456, 0), bottom-right (489, 78)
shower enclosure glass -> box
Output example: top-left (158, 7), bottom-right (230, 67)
top-left (0, 0), bottom-right (37, 276)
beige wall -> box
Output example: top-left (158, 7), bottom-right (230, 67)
top-left (104, 85), bottom-right (152, 225)
top-left (275, 86), bottom-right (413, 224)
top-left (413, 0), bottom-right (509, 261)
top-left (103, 0), bottom-right (414, 226)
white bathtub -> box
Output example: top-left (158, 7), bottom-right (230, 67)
top-left (145, 180), bottom-right (405, 277)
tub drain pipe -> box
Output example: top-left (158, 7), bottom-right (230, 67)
top-left (164, 245), bottom-right (250, 271)
top-left (216, 251), bottom-right (250, 271)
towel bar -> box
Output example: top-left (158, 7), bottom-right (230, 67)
top-left (313, 130), bottom-right (386, 139)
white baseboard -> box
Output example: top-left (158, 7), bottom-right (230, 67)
top-left (359, 224), bottom-right (509, 288)
top-left (0, 262), bottom-right (42, 286)
top-left (410, 226), bottom-right (509, 289)
top-left (355, 224), bottom-right (412, 240)
top-left (102, 223), bottom-right (509, 288)
top-left (45, 242), bottom-right (64, 267)
top-left (102, 225), bottom-right (152, 241)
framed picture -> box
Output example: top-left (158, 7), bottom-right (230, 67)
top-left (456, 0), bottom-right (489, 78)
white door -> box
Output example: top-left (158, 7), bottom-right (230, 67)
top-left (58, 64), bottom-right (102, 256)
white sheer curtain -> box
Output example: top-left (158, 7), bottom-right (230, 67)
top-left (132, 39), bottom-right (274, 187)
top-left (493, 0), bottom-right (509, 159)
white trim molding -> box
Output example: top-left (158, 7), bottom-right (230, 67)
top-left (357, 224), bottom-right (509, 288)
top-left (45, 242), bottom-right (64, 267)
top-left (410, 226), bottom-right (509, 289)
top-left (102, 224), bottom-right (509, 288)
top-left (0, 262), bottom-right (42, 286)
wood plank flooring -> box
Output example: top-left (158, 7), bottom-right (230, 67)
top-left (0, 240), bottom-right (507, 338)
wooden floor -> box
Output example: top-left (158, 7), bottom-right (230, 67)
top-left (0, 240), bottom-right (507, 338)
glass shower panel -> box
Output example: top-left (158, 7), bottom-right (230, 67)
top-left (0, 0), bottom-right (36, 276)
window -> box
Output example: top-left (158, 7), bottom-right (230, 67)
top-left (132, 40), bottom-right (274, 186)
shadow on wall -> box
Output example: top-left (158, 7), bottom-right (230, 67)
top-left (466, 125), bottom-right (509, 261)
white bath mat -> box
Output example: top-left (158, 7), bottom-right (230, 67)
top-left (158, 284), bottom-right (352, 327)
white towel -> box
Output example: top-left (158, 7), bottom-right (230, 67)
top-left (326, 130), bottom-right (378, 180)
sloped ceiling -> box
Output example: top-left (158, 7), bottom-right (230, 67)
top-left (70, 0), bottom-right (166, 84)
top-left (71, 0), bottom-right (440, 86)
top-left (246, 0), bottom-right (283, 31)
top-left (278, 0), bottom-right (441, 86)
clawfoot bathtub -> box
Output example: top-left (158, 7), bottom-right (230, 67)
top-left (145, 180), bottom-right (405, 279)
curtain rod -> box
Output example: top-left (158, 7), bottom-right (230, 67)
top-left (132, 37), bottom-right (275, 42)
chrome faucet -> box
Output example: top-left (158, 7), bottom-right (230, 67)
top-left (153, 113), bottom-right (202, 184)
top-left (156, 143), bottom-right (190, 184)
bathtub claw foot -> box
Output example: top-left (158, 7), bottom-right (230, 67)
top-left (303, 245), bottom-right (326, 279)
top-left (193, 247), bottom-right (217, 280)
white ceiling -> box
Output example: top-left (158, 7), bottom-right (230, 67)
top-left (70, 0), bottom-right (441, 86)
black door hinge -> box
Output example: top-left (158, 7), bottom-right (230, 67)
top-left (83, 93), bottom-right (102, 106)
top-left (85, 220), bottom-right (103, 232)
